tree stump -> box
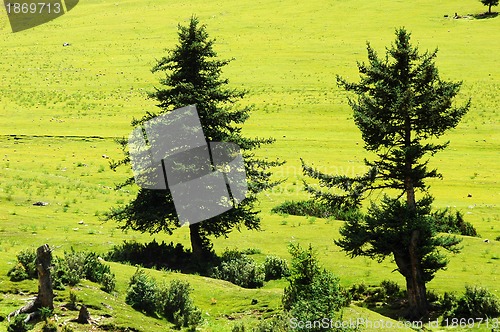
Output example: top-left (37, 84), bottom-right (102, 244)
top-left (8, 244), bottom-right (54, 322)
top-left (77, 305), bottom-right (91, 324)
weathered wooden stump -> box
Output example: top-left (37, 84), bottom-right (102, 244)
top-left (77, 305), bottom-right (91, 324)
top-left (8, 244), bottom-right (54, 322)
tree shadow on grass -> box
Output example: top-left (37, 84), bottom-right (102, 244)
top-left (473, 12), bottom-right (498, 19)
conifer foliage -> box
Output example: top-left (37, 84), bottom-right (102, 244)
top-left (304, 28), bottom-right (469, 319)
top-left (108, 16), bottom-right (282, 260)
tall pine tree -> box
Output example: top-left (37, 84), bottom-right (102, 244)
top-left (303, 28), bottom-right (469, 319)
top-left (107, 16), bottom-right (282, 260)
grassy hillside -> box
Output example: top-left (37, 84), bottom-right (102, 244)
top-left (0, 0), bottom-right (498, 331)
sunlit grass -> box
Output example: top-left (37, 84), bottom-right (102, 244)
top-left (0, 0), bottom-right (498, 330)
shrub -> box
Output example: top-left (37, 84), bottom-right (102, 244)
top-left (62, 249), bottom-right (86, 285)
top-left (39, 307), bottom-right (53, 322)
top-left (231, 322), bottom-right (246, 332)
top-left (50, 257), bottom-right (65, 290)
top-left (441, 291), bottom-right (458, 316)
top-left (101, 272), bottom-right (116, 293)
top-left (8, 263), bottom-right (29, 282)
top-left (426, 289), bottom-right (440, 303)
top-left (272, 200), bottom-right (332, 218)
top-left (241, 248), bottom-right (262, 255)
top-left (7, 314), bottom-right (32, 332)
top-left (349, 283), bottom-right (369, 301)
top-left (17, 250), bottom-right (37, 278)
top-left (271, 200), bottom-right (362, 222)
top-left (47, 249), bottom-right (114, 291)
top-left (7, 249), bottom-right (37, 281)
top-left (68, 290), bottom-right (78, 310)
top-left (447, 285), bottom-right (500, 319)
top-left (364, 286), bottom-right (386, 303)
top-left (283, 244), bottom-right (350, 331)
top-left (380, 280), bottom-right (401, 299)
top-left (106, 240), bottom-right (191, 271)
top-left (83, 252), bottom-right (111, 283)
top-left (50, 250), bottom-right (85, 287)
top-left (210, 250), bottom-right (264, 288)
top-left (158, 279), bottom-right (202, 329)
top-left (263, 255), bottom-right (290, 281)
top-left (125, 269), bottom-right (158, 315)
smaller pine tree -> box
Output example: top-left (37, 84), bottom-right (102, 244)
top-left (283, 244), bottom-right (349, 332)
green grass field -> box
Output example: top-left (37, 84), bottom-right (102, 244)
top-left (0, 0), bottom-right (499, 331)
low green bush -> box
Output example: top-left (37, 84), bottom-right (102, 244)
top-left (101, 272), bottom-right (116, 293)
top-left (7, 248), bottom-right (115, 292)
top-left (271, 200), bottom-right (362, 222)
top-left (7, 314), bottom-right (32, 332)
top-left (283, 244), bottom-right (351, 331)
top-left (210, 250), bottom-right (264, 288)
top-left (263, 255), bottom-right (290, 281)
top-left (442, 286), bottom-right (500, 323)
top-left (125, 269), bottom-right (203, 329)
top-left (158, 279), bottom-right (202, 329)
top-left (125, 269), bottom-right (158, 315)
top-left (7, 263), bottom-right (29, 282)
top-left (17, 250), bottom-right (37, 278)
top-left (380, 280), bottom-right (401, 299)
top-left (349, 282), bottom-right (369, 301)
top-left (7, 249), bottom-right (37, 281)
top-left (445, 285), bottom-right (500, 319)
top-left (441, 291), bottom-right (458, 316)
top-left (231, 322), bottom-right (246, 332)
top-left (106, 240), bottom-right (191, 271)
top-left (241, 248), bottom-right (262, 255)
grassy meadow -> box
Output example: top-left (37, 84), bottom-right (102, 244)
top-left (0, 0), bottom-right (499, 331)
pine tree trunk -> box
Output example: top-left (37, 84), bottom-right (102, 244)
top-left (189, 223), bottom-right (205, 261)
top-left (489, 4), bottom-right (492, 13)
top-left (406, 230), bottom-right (428, 320)
top-left (394, 233), bottom-right (429, 321)
top-left (401, 116), bottom-right (428, 318)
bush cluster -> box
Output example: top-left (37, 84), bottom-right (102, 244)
top-left (125, 269), bottom-right (202, 330)
top-left (7, 248), bottom-right (116, 293)
top-left (7, 250), bottom-right (37, 281)
top-left (349, 280), bottom-right (405, 304)
top-left (210, 250), bottom-right (265, 288)
top-left (271, 200), bottom-right (362, 222)
top-left (158, 279), bottom-right (202, 329)
top-left (208, 250), bottom-right (290, 288)
top-left (53, 249), bottom-right (116, 293)
top-left (106, 240), bottom-right (191, 271)
top-left (282, 244), bottom-right (352, 331)
top-left (126, 269), bottom-right (158, 315)
top-left (263, 255), bottom-right (290, 281)
top-left (442, 285), bottom-right (500, 321)
top-left (7, 314), bottom-right (32, 332)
